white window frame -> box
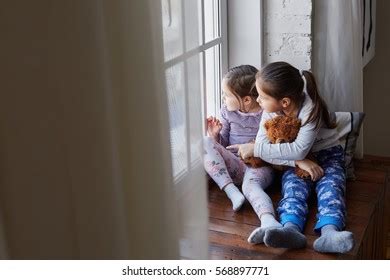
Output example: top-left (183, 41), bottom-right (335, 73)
top-left (163, 0), bottom-right (228, 124)
top-left (162, 0), bottom-right (228, 181)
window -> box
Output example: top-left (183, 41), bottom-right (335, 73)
top-left (161, 0), bottom-right (227, 181)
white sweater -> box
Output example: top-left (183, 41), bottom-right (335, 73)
top-left (254, 91), bottom-right (340, 167)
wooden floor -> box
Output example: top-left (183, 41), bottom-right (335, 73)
top-left (208, 155), bottom-right (390, 259)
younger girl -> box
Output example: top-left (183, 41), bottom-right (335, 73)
top-left (204, 65), bottom-right (281, 243)
top-left (237, 62), bottom-right (354, 253)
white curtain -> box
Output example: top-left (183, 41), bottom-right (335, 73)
top-left (313, 0), bottom-right (364, 157)
top-left (0, 0), bottom-right (207, 259)
top-left (160, 0), bottom-right (209, 259)
top-left (90, 0), bottom-right (209, 259)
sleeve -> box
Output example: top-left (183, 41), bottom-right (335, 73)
top-left (254, 112), bottom-right (320, 167)
top-left (218, 106), bottom-right (230, 147)
top-left (255, 111), bottom-right (272, 145)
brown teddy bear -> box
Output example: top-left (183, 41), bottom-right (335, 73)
top-left (243, 115), bottom-right (312, 179)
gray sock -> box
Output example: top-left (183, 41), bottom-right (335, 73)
top-left (264, 222), bottom-right (307, 249)
top-left (313, 224), bottom-right (354, 253)
top-left (247, 213), bottom-right (282, 244)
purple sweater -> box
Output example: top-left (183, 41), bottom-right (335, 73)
top-left (218, 105), bottom-right (263, 147)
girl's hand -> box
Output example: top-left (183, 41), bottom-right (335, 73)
top-left (295, 159), bottom-right (324, 181)
top-left (206, 116), bottom-right (222, 139)
top-left (225, 144), bottom-right (239, 154)
top-left (227, 143), bottom-right (255, 159)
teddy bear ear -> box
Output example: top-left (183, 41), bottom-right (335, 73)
top-left (264, 121), bottom-right (270, 130)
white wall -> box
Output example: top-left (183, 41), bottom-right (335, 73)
top-left (227, 0), bottom-right (263, 69)
top-left (228, 0), bottom-right (313, 70)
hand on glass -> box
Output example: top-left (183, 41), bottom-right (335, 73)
top-left (206, 116), bottom-right (222, 140)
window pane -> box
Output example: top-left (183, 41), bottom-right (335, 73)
top-left (165, 63), bottom-right (188, 178)
top-left (199, 52), bottom-right (206, 135)
top-left (204, 0), bottom-right (220, 43)
top-left (204, 44), bottom-right (221, 118)
top-left (183, 0), bottom-right (202, 51)
top-left (187, 54), bottom-right (203, 166)
top-left (162, 0), bottom-right (183, 61)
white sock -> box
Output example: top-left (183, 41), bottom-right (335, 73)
top-left (223, 183), bottom-right (245, 211)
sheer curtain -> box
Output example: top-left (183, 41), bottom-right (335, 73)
top-left (160, 0), bottom-right (209, 259)
top-left (313, 0), bottom-right (364, 157)
top-left (101, 0), bottom-right (208, 258)
top-left (0, 0), bottom-right (207, 259)
top-left (98, 0), bottom-right (208, 259)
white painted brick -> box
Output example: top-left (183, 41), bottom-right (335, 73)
top-left (265, 0), bottom-right (312, 16)
top-left (265, 33), bottom-right (311, 56)
top-left (263, 0), bottom-right (312, 70)
top-left (265, 14), bottom-right (311, 34)
top-left (267, 54), bottom-right (311, 70)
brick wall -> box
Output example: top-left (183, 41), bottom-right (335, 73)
top-left (263, 0), bottom-right (312, 70)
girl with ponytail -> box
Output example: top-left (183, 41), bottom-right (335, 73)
top-left (234, 61), bottom-right (354, 253)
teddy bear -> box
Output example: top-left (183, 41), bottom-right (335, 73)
top-left (243, 115), bottom-right (312, 179)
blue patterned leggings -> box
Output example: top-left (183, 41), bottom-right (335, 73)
top-left (278, 145), bottom-right (347, 233)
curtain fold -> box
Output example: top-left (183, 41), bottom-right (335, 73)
top-left (101, 0), bottom-right (208, 259)
top-left (0, 0), bottom-right (207, 259)
top-left (160, 0), bottom-right (209, 259)
top-left (313, 0), bottom-right (364, 157)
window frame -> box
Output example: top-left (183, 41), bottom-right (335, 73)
top-left (163, 0), bottom-right (228, 120)
top-left (162, 0), bottom-right (228, 182)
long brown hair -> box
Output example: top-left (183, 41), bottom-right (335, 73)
top-left (224, 65), bottom-right (259, 99)
top-left (256, 61), bottom-right (335, 129)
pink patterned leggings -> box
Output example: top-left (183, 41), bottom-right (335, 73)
top-left (204, 136), bottom-right (276, 218)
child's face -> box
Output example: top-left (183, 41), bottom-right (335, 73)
top-left (222, 80), bottom-right (240, 111)
top-left (255, 82), bottom-right (282, 113)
